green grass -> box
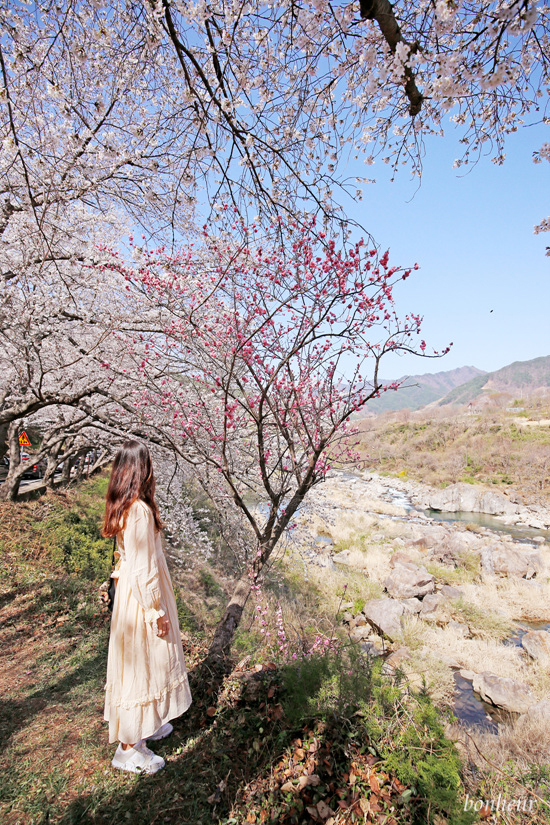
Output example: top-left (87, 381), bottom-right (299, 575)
top-left (0, 571), bottom-right (474, 825)
top-left (425, 551), bottom-right (481, 586)
top-left (0, 474), bottom-right (113, 587)
top-left (449, 598), bottom-right (511, 640)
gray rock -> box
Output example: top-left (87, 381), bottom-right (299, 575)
top-left (481, 544), bottom-right (543, 579)
top-left (384, 646), bottom-right (411, 671)
top-left (472, 672), bottom-right (535, 714)
top-left (350, 626), bottom-right (372, 643)
top-left (360, 640), bottom-right (384, 657)
top-left (521, 630), bottom-right (550, 664)
top-left (334, 549), bottom-right (353, 565)
top-left (439, 584), bottom-right (464, 600)
top-left (384, 563), bottom-right (435, 599)
top-left (429, 483), bottom-right (519, 516)
top-left (419, 592), bottom-right (446, 618)
top-left (459, 669), bottom-right (476, 682)
top-left (342, 611), bottom-right (354, 624)
top-left (362, 598), bottom-right (405, 641)
top-left (352, 614), bottom-right (367, 628)
top-left (401, 597), bottom-right (423, 614)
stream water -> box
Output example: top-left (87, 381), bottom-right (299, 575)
top-left (422, 508), bottom-right (550, 544)
top-left (453, 673), bottom-right (500, 733)
top-left (452, 621), bottom-right (550, 729)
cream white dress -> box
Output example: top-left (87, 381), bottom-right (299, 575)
top-left (104, 499), bottom-right (192, 744)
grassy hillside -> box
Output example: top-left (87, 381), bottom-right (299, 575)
top-left (439, 374), bottom-right (491, 406)
top-left (358, 395), bottom-right (550, 500)
top-left (440, 356), bottom-right (550, 407)
top-left (0, 477), bottom-right (476, 825)
top-left (361, 366), bottom-right (485, 414)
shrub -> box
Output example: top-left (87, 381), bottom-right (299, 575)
top-left (279, 647), bottom-right (474, 824)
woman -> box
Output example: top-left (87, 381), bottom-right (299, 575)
top-left (102, 440), bottom-right (192, 774)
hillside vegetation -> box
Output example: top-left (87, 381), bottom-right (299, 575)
top-left (358, 395), bottom-right (550, 501)
top-left (359, 366), bottom-right (485, 414)
top-left (439, 356), bottom-right (550, 407)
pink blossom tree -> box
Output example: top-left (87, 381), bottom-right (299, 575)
top-left (103, 217), bottom-right (446, 660)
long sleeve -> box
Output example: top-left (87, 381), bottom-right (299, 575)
top-left (123, 501), bottom-right (165, 624)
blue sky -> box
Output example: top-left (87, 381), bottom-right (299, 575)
top-left (343, 122), bottom-right (550, 379)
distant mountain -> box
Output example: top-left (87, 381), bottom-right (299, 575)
top-left (439, 355), bottom-right (550, 406)
top-left (361, 365), bottom-right (486, 414)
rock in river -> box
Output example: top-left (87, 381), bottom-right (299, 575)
top-left (521, 630), bottom-right (550, 664)
top-left (472, 672), bottom-right (535, 714)
top-left (429, 483), bottom-right (519, 516)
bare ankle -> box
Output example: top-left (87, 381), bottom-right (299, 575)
top-left (121, 742), bottom-right (135, 750)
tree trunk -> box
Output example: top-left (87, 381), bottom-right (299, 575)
top-left (0, 421), bottom-right (23, 501)
top-left (205, 480), bottom-right (315, 667)
top-left (59, 452), bottom-right (76, 486)
top-left (206, 572), bottom-right (252, 668)
top-left (44, 447), bottom-right (62, 488)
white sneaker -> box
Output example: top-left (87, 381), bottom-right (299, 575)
top-left (111, 741), bottom-right (165, 774)
top-left (146, 722), bottom-right (173, 741)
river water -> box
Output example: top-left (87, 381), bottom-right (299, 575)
top-left (421, 508), bottom-right (550, 543)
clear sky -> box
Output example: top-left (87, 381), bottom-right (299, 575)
top-left (342, 122), bottom-right (550, 380)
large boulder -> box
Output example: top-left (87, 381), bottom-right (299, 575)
top-left (481, 544), bottom-right (543, 579)
top-left (472, 672), bottom-right (535, 714)
top-left (384, 562), bottom-right (435, 599)
top-left (429, 483), bottom-right (519, 516)
top-left (362, 598), bottom-right (405, 642)
top-left (521, 630), bottom-right (550, 664)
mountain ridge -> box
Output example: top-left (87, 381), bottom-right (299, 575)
top-left (362, 365), bottom-right (485, 414)
top-left (439, 355), bottom-right (550, 406)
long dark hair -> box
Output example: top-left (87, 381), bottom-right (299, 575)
top-left (102, 440), bottom-right (163, 537)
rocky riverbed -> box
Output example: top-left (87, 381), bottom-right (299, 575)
top-left (296, 471), bottom-right (550, 729)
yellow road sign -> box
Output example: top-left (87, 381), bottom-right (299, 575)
top-left (19, 431), bottom-right (31, 447)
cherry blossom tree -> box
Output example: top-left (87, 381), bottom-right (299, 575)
top-left (147, 0), bottom-right (549, 204)
top-left (0, 210), bottom-right (159, 499)
top-left (1, 1), bottom-right (548, 238)
top-left (102, 216), bottom-right (445, 660)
